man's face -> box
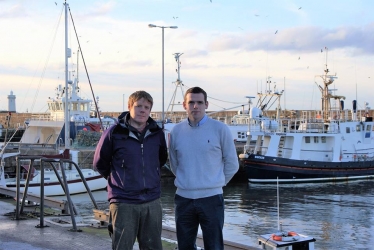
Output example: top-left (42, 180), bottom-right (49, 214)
top-left (183, 93), bottom-right (208, 122)
top-left (128, 97), bottom-right (152, 124)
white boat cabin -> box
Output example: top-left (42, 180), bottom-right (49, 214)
top-left (245, 107), bottom-right (374, 163)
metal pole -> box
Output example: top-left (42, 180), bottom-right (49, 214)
top-left (20, 159), bottom-right (35, 215)
top-left (64, 2), bottom-right (70, 149)
top-left (162, 27), bottom-right (165, 124)
top-left (15, 156), bottom-right (20, 220)
top-left (122, 94), bottom-right (125, 111)
top-left (58, 159), bottom-right (78, 231)
top-left (37, 159), bottom-right (46, 228)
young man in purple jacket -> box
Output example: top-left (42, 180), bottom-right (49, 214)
top-left (93, 90), bottom-right (168, 250)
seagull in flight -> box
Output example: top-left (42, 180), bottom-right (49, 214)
top-left (55, 2), bottom-right (57, 5)
top-left (173, 16), bottom-right (178, 19)
top-left (275, 30), bottom-right (278, 34)
top-left (298, 7), bottom-right (302, 10)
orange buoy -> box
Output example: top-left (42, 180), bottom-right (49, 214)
top-left (272, 231), bottom-right (300, 242)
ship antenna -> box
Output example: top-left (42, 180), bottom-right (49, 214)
top-left (166, 53), bottom-right (184, 115)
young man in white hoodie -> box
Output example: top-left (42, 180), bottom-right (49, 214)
top-left (169, 86), bottom-right (239, 250)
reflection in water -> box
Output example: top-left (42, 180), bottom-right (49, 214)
top-left (66, 180), bottom-right (374, 250)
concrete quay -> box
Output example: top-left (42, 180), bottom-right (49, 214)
top-left (0, 196), bottom-right (260, 250)
top-left (0, 198), bottom-right (139, 250)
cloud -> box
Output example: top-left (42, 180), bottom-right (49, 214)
top-left (207, 24), bottom-right (374, 55)
top-left (118, 60), bottom-right (153, 68)
top-left (0, 4), bottom-right (25, 19)
top-left (75, 1), bottom-right (116, 19)
top-left (176, 30), bottom-right (199, 39)
top-left (185, 49), bottom-right (208, 57)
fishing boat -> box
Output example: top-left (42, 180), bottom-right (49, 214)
top-left (20, 74), bottom-right (116, 148)
top-left (239, 60), bottom-right (374, 184)
top-left (0, 147), bottom-right (106, 196)
top-left (0, 2), bottom-right (107, 196)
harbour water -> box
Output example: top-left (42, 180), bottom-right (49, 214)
top-left (64, 179), bottom-right (374, 250)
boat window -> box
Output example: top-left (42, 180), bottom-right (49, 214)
top-left (366, 125), bottom-right (371, 131)
top-left (314, 136), bottom-right (319, 143)
top-left (80, 103), bottom-right (88, 111)
top-left (72, 103), bottom-right (78, 111)
top-left (321, 136), bottom-right (326, 143)
top-left (305, 136), bottom-right (310, 143)
top-left (346, 127), bottom-right (350, 133)
top-left (356, 124), bottom-right (361, 132)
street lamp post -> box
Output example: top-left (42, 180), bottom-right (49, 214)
top-left (122, 94), bottom-right (125, 111)
top-left (148, 24), bottom-right (178, 124)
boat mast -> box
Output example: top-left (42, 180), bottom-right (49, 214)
top-left (64, 1), bottom-right (70, 149)
top-left (166, 53), bottom-right (184, 116)
top-left (316, 47), bottom-right (344, 121)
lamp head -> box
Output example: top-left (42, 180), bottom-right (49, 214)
top-left (148, 24), bottom-right (157, 28)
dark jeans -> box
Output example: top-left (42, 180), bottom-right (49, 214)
top-left (175, 194), bottom-right (224, 250)
top-left (109, 199), bottom-right (162, 250)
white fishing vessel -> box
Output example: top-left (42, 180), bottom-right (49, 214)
top-left (0, 2), bottom-right (106, 196)
top-left (239, 56), bottom-right (374, 184)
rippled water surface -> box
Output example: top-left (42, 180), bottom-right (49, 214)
top-left (65, 180), bottom-right (374, 250)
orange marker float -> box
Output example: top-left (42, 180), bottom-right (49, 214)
top-left (272, 231), bottom-right (300, 242)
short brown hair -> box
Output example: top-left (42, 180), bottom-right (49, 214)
top-left (184, 87), bottom-right (207, 103)
top-left (128, 90), bottom-right (153, 109)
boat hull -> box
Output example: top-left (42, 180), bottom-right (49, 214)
top-left (5, 170), bottom-right (107, 196)
top-left (242, 155), bottom-right (374, 183)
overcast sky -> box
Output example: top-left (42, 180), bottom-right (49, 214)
top-left (1, 0), bottom-right (374, 114)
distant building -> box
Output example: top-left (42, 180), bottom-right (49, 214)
top-left (8, 90), bottom-right (16, 113)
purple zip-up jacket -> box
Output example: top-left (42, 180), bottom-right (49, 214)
top-left (93, 112), bottom-right (168, 204)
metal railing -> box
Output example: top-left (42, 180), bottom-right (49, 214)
top-left (14, 156), bottom-right (99, 231)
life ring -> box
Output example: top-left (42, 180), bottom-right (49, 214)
top-left (272, 231), bottom-right (300, 242)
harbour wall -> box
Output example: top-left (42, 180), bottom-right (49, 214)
top-left (0, 111), bottom-right (239, 129)
top-left (1, 109), bottom-right (372, 129)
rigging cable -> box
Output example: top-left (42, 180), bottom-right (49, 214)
top-left (180, 83), bottom-right (245, 105)
top-left (68, 6), bottom-right (104, 131)
top-left (30, 5), bottom-right (64, 113)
